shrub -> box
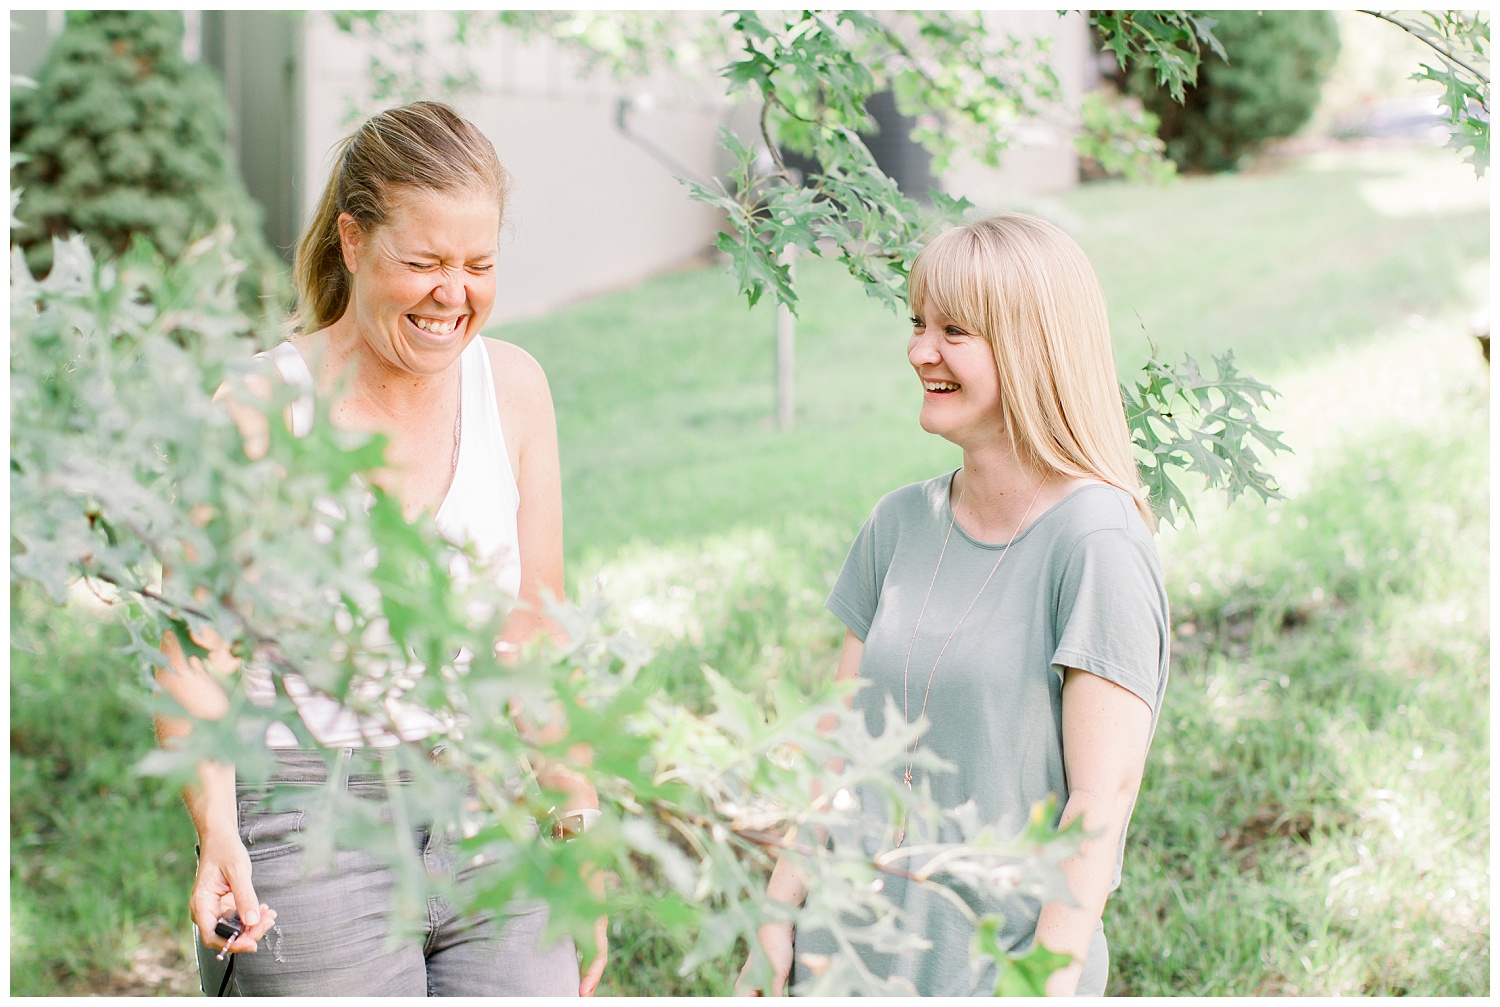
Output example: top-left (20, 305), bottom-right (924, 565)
top-left (10, 10), bottom-right (282, 317)
top-left (1123, 10), bottom-right (1340, 172)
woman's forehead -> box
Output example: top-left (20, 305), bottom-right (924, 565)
top-left (378, 190), bottom-right (500, 252)
top-left (386, 183), bottom-right (496, 212)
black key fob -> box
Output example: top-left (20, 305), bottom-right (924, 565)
top-left (214, 911), bottom-right (244, 942)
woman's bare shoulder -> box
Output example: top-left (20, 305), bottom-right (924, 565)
top-left (481, 336), bottom-right (553, 403)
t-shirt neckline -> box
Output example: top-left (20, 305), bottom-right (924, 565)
top-left (941, 469), bottom-right (1111, 550)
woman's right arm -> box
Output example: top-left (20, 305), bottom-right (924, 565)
top-left (737, 629), bottom-right (864, 996)
top-left (154, 627), bottom-right (276, 953)
top-left (153, 374), bottom-right (279, 953)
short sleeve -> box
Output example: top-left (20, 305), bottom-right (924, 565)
top-left (1051, 526), bottom-right (1169, 715)
top-left (826, 509), bottom-right (884, 640)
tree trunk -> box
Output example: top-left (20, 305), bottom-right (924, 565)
top-left (776, 246), bottom-right (796, 430)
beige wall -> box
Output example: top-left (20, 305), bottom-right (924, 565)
top-left (939, 10), bottom-right (1094, 211)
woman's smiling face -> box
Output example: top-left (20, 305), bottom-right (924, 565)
top-left (339, 187), bottom-right (500, 375)
top-left (908, 294), bottom-right (1005, 449)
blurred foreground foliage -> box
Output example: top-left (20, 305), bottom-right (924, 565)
top-left (10, 226), bottom-right (1091, 996)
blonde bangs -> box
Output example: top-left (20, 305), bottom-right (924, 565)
top-left (909, 227), bottom-right (999, 341)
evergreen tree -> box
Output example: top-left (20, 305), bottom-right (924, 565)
top-left (11, 10), bottom-right (281, 316)
top-left (1123, 10), bottom-right (1341, 173)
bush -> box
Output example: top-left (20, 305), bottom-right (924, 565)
top-left (10, 10), bottom-right (282, 317)
top-left (1123, 10), bottom-right (1340, 172)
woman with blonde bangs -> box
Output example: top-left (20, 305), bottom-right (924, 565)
top-left (741, 213), bottom-right (1168, 997)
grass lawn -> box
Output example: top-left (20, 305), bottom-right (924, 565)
top-left (10, 607), bottom-right (203, 995)
top-left (10, 143), bottom-right (1488, 995)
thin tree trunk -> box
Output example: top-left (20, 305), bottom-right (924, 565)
top-left (776, 245), bottom-right (796, 430)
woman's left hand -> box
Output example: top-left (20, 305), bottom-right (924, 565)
top-left (579, 914), bottom-right (608, 996)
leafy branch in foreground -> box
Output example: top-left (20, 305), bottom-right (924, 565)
top-left (332, 9), bottom-right (1203, 316)
top-left (12, 227), bottom-right (1087, 995)
top-left (1091, 9), bottom-right (1227, 103)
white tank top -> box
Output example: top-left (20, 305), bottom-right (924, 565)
top-left (250, 337), bottom-right (522, 747)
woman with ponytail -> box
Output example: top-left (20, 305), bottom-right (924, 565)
top-left (741, 213), bottom-right (1170, 997)
top-left (154, 101), bottom-right (606, 996)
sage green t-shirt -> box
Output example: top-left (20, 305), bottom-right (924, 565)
top-left (799, 471), bottom-right (1169, 997)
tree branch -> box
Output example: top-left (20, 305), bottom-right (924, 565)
top-left (759, 96), bottom-right (791, 177)
top-left (1359, 10), bottom-right (1490, 86)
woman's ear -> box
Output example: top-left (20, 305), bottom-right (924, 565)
top-left (337, 212), bottom-right (361, 273)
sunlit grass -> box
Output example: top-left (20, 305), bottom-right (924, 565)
top-left (1110, 326), bottom-right (1488, 995)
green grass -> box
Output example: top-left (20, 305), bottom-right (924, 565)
top-left (1067, 148), bottom-right (1491, 377)
top-left (10, 604), bottom-right (202, 995)
top-left (510, 256), bottom-right (958, 564)
top-left (1107, 328), bottom-right (1489, 995)
top-left (11, 144), bottom-right (1488, 995)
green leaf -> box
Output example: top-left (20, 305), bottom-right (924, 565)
top-left (723, 50), bottom-right (774, 90)
top-left (164, 615), bottom-right (211, 666)
top-left (1125, 351), bottom-right (1288, 526)
top-left (993, 929), bottom-right (1073, 996)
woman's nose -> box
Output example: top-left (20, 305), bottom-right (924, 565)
top-left (908, 331), bottom-right (940, 365)
top-left (432, 271), bottom-right (464, 306)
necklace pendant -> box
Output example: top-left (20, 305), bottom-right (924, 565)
top-left (903, 768), bottom-right (912, 789)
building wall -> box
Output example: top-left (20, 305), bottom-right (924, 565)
top-left (939, 10), bottom-right (1095, 211)
top-left (203, 12), bottom-right (304, 262)
top-left (8, 11), bottom-right (64, 80)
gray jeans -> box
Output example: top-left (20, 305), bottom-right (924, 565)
top-left (196, 748), bottom-right (579, 997)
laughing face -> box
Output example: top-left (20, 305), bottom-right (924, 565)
top-left (338, 187), bottom-right (501, 376)
top-left (908, 294), bottom-right (1005, 449)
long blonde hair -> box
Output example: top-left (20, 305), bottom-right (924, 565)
top-left (908, 212), bottom-right (1153, 530)
top-left (292, 101), bottom-right (510, 333)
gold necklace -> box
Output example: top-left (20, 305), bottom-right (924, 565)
top-left (450, 364), bottom-right (463, 479)
top-left (894, 473), bottom-right (1047, 846)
